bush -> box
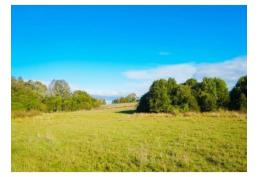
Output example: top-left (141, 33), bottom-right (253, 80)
top-left (196, 77), bottom-right (229, 111)
top-left (12, 77), bottom-right (105, 114)
top-left (171, 85), bottom-right (199, 112)
top-left (136, 76), bottom-right (246, 113)
top-left (148, 79), bottom-right (170, 113)
top-left (229, 76), bottom-right (247, 112)
top-left (198, 92), bottom-right (217, 112)
top-left (136, 92), bottom-right (150, 112)
top-left (112, 93), bottom-right (137, 104)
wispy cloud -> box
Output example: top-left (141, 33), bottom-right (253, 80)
top-left (124, 64), bottom-right (196, 83)
top-left (123, 56), bottom-right (247, 89)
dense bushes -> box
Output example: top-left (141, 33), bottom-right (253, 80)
top-left (229, 76), bottom-right (247, 112)
top-left (11, 77), bottom-right (47, 111)
top-left (11, 77), bottom-right (105, 115)
top-left (112, 93), bottom-right (137, 104)
top-left (137, 76), bottom-right (247, 113)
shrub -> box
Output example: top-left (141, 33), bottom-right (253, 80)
top-left (112, 93), bottom-right (137, 104)
top-left (136, 76), bottom-right (245, 113)
top-left (229, 76), bottom-right (247, 112)
top-left (136, 92), bottom-right (150, 112)
top-left (171, 85), bottom-right (199, 112)
top-left (148, 79), bottom-right (170, 113)
top-left (198, 92), bottom-right (217, 112)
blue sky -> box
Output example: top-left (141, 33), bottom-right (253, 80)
top-left (12, 5), bottom-right (247, 97)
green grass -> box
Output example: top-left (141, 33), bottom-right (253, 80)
top-left (12, 103), bottom-right (247, 172)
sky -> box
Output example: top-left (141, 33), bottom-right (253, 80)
top-left (12, 5), bottom-right (247, 99)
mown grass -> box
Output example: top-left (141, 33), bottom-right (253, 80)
top-left (12, 103), bottom-right (247, 172)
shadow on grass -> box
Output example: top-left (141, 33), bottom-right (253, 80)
top-left (116, 109), bottom-right (136, 114)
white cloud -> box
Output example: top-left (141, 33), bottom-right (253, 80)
top-left (123, 56), bottom-right (247, 90)
top-left (194, 56), bottom-right (247, 88)
top-left (124, 64), bottom-right (196, 83)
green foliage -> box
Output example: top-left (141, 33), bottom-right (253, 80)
top-left (137, 76), bottom-right (245, 113)
top-left (198, 92), bottom-right (217, 112)
top-left (11, 77), bottom-right (46, 111)
top-left (183, 78), bottom-right (198, 88)
top-left (112, 93), bottom-right (137, 104)
top-left (197, 77), bottom-right (229, 111)
top-left (148, 79), bottom-right (170, 113)
top-left (43, 96), bottom-right (62, 112)
top-left (12, 77), bottom-right (105, 116)
top-left (136, 92), bottom-right (150, 112)
top-left (70, 90), bottom-right (95, 110)
top-left (172, 85), bottom-right (199, 112)
top-left (229, 76), bottom-right (247, 112)
top-left (137, 78), bottom-right (199, 113)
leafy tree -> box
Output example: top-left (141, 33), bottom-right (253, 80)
top-left (230, 76), bottom-right (247, 112)
top-left (72, 90), bottom-right (94, 110)
top-left (112, 93), bottom-right (137, 104)
top-left (183, 78), bottom-right (198, 88)
top-left (11, 77), bottom-right (46, 111)
top-left (198, 92), bottom-right (217, 112)
top-left (43, 96), bottom-right (62, 112)
top-left (214, 78), bottom-right (230, 108)
top-left (127, 93), bottom-right (138, 102)
top-left (148, 79), bottom-right (170, 112)
top-left (12, 77), bottom-right (104, 114)
top-left (27, 80), bottom-right (47, 96)
top-left (136, 92), bottom-right (150, 112)
top-left (173, 85), bottom-right (199, 112)
top-left (48, 80), bottom-right (71, 98)
top-left (197, 77), bottom-right (229, 111)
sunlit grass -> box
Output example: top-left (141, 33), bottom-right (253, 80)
top-left (12, 103), bottom-right (247, 172)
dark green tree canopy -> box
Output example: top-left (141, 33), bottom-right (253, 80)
top-left (148, 79), bottom-right (170, 113)
top-left (136, 92), bottom-right (150, 112)
top-left (137, 76), bottom-right (246, 113)
top-left (229, 76), bottom-right (247, 111)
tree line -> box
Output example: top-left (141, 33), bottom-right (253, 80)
top-left (11, 77), bottom-right (106, 113)
top-left (137, 76), bottom-right (247, 113)
top-left (112, 93), bottom-right (138, 104)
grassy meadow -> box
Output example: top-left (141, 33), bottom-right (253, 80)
top-left (12, 103), bottom-right (247, 172)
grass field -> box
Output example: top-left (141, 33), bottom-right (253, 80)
top-left (12, 103), bottom-right (247, 172)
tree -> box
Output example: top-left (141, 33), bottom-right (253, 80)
top-left (127, 93), bottom-right (138, 102)
top-left (12, 77), bottom-right (104, 114)
top-left (27, 80), bottom-right (47, 96)
top-left (11, 77), bottom-right (46, 111)
top-left (198, 77), bottom-right (229, 111)
top-left (43, 96), bottom-right (62, 112)
top-left (183, 78), bottom-right (198, 88)
top-left (136, 92), bottom-right (150, 112)
top-left (173, 85), bottom-right (199, 112)
top-left (148, 79), bottom-right (170, 112)
top-left (229, 76), bottom-right (247, 112)
top-left (48, 80), bottom-right (71, 98)
top-left (112, 93), bottom-right (137, 104)
top-left (214, 78), bottom-right (230, 108)
top-left (72, 90), bottom-right (94, 110)
top-left (198, 92), bottom-right (217, 112)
